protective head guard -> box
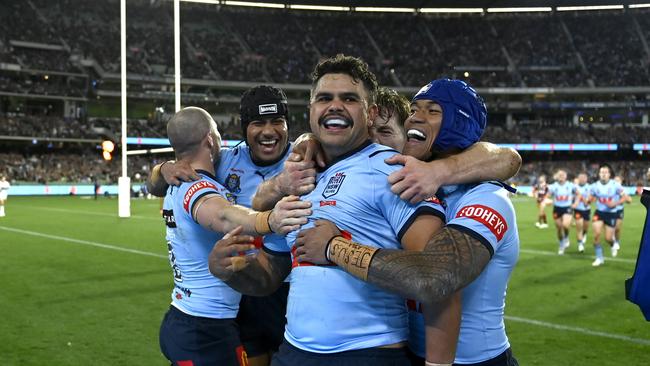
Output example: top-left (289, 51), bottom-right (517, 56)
top-left (240, 85), bottom-right (289, 144)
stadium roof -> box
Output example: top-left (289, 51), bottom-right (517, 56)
top-left (215, 1), bottom-right (650, 9)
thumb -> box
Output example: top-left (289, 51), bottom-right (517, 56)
top-left (224, 225), bottom-right (244, 240)
top-left (385, 153), bottom-right (407, 166)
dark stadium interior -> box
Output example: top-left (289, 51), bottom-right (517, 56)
top-left (1, 0), bottom-right (650, 188)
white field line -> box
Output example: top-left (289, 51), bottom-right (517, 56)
top-left (519, 248), bottom-right (636, 263)
top-left (29, 206), bottom-right (160, 221)
top-left (0, 225), bottom-right (166, 259)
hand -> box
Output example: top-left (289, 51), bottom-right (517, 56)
top-left (386, 154), bottom-right (447, 204)
top-left (161, 160), bottom-right (200, 186)
top-left (293, 219), bottom-right (341, 265)
top-left (607, 201), bottom-right (618, 209)
top-left (208, 226), bottom-right (256, 281)
top-left (269, 195), bottom-right (312, 235)
top-left (276, 153), bottom-right (317, 196)
top-left (293, 133), bottom-right (326, 169)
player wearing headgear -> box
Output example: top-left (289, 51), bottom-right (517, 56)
top-left (532, 175), bottom-right (550, 228)
top-left (589, 164), bottom-right (629, 267)
top-left (157, 107), bottom-right (311, 366)
top-left (548, 169), bottom-right (579, 255)
top-left (148, 85), bottom-right (321, 366)
top-left (295, 78), bottom-right (520, 366)
top-left (574, 172), bottom-right (592, 253)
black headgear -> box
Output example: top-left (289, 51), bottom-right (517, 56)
top-left (240, 85), bottom-right (289, 144)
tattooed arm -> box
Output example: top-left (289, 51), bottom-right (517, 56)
top-left (208, 227), bottom-right (291, 296)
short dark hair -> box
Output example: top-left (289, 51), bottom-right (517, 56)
top-left (376, 87), bottom-right (409, 125)
top-left (311, 54), bottom-right (378, 104)
top-left (599, 163), bottom-right (614, 177)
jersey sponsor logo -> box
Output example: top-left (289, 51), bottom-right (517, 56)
top-left (320, 200), bottom-right (336, 207)
top-left (225, 192), bottom-right (237, 204)
top-left (162, 209), bottom-right (176, 228)
top-left (226, 173), bottom-right (241, 193)
top-left (183, 181), bottom-right (217, 212)
top-left (322, 172), bottom-right (346, 198)
top-left (258, 103), bottom-right (278, 115)
top-left (456, 204), bottom-right (508, 241)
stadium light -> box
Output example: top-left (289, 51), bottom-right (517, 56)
top-left (289, 4), bottom-right (350, 11)
top-left (556, 5), bottom-right (624, 11)
top-left (355, 7), bottom-right (415, 13)
top-left (223, 1), bottom-right (285, 8)
top-left (629, 3), bottom-right (650, 8)
top-left (420, 8), bottom-right (484, 14)
top-left (487, 7), bottom-right (552, 13)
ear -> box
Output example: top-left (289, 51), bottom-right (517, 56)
top-left (205, 133), bottom-right (214, 149)
top-left (367, 104), bottom-right (378, 127)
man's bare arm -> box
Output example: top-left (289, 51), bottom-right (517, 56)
top-left (252, 153), bottom-right (317, 211)
top-left (146, 160), bottom-right (200, 197)
top-left (146, 163), bottom-right (169, 197)
top-left (386, 142), bottom-right (522, 203)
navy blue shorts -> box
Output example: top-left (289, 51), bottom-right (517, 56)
top-left (237, 282), bottom-right (289, 357)
top-left (617, 208), bottom-right (625, 220)
top-left (408, 347), bottom-right (518, 366)
top-left (553, 206), bottom-right (573, 219)
top-left (593, 210), bottom-right (618, 228)
top-left (574, 209), bottom-right (591, 221)
top-left (271, 340), bottom-right (411, 366)
top-left (159, 305), bottom-right (248, 366)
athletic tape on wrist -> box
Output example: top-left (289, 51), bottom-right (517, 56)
top-left (255, 211), bottom-right (273, 235)
top-left (425, 362), bottom-right (452, 366)
top-left (327, 236), bottom-right (379, 281)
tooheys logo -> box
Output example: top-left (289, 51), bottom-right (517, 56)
top-left (258, 103), bottom-right (278, 115)
top-left (455, 204), bottom-right (508, 241)
top-left (183, 181), bottom-right (217, 212)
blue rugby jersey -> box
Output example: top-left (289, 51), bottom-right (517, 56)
top-left (269, 141), bottom-right (445, 353)
top-left (575, 183), bottom-right (592, 211)
top-left (163, 170), bottom-right (241, 319)
top-left (548, 181), bottom-right (576, 208)
top-left (590, 180), bottom-right (624, 213)
top-left (408, 182), bottom-right (519, 364)
top-left (216, 143), bottom-right (292, 252)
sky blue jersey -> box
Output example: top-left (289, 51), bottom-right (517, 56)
top-left (268, 141), bottom-right (445, 353)
top-left (409, 182), bottom-right (519, 364)
top-left (575, 183), bottom-right (592, 211)
top-left (548, 181), bottom-right (576, 208)
top-left (590, 180), bottom-right (624, 213)
top-left (162, 170), bottom-right (241, 319)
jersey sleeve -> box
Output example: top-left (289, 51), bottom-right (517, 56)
top-left (446, 185), bottom-right (515, 257)
top-left (179, 178), bottom-right (225, 218)
top-left (370, 154), bottom-right (446, 242)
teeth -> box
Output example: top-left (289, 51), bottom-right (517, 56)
top-left (260, 140), bottom-right (277, 146)
top-left (323, 118), bottom-right (350, 128)
top-left (407, 129), bottom-right (426, 141)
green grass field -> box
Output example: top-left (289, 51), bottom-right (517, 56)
top-left (1, 195), bottom-right (649, 365)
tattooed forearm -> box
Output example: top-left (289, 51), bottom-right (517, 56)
top-left (224, 254), bottom-right (291, 296)
top-left (367, 227), bottom-right (491, 305)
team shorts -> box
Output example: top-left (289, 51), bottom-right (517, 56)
top-left (553, 206), bottom-right (573, 219)
top-left (159, 305), bottom-right (248, 366)
top-left (237, 282), bottom-right (289, 357)
top-left (407, 347), bottom-right (519, 366)
top-left (271, 340), bottom-right (411, 366)
top-left (617, 209), bottom-right (625, 220)
top-left (593, 210), bottom-right (618, 228)
top-left (574, 209), bottom-right (591, 221)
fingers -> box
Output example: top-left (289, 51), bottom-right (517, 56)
top-left (227, 255), bottom-right (252, 272)
top-left (303, 143), bottom-right (314, 164)
top-left (384, 154), bottom-right (407, 166)
top-left (223, 226), bottom-right (244, 240)
top-left (387, 168), bottom-right (406, 185)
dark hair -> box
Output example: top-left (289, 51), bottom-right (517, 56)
top-left (376, 87), bottom-right (409, 125)
top-left (599, 163), bottom-right (614, 177)
top-left (311, 54), bottom-right (378, 104)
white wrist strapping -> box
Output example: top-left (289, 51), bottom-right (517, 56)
top-left (425, 362), bottom-right (452, 366)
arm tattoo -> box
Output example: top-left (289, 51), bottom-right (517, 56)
top-left (367, 227), bottom-right (491, 305)
top-left (224, 254), bottom-right (291, 296)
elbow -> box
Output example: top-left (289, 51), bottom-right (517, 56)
top-left (415, 276), bottom-right (458, 305)
top-left (505, 148), bottom-right (522, 179)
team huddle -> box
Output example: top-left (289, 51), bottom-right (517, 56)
top-left (146, 55), bottom-right (523, 366)
top-left (532, 167), bottom-right (631, 266)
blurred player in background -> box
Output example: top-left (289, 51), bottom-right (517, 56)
top-left (613, 175), bottom-right (633, 254)
top-left (532, 175), bottom-right (550, 228)
top-left (590, 164), bottom-right (629, 266)
top-left (574, 172), bottom-right (592, 253)
top-left (0, 175), bottom-right (9, 217)
top-left (548, 169), bottom-right (579, 255)
top-left (369, 87), bottom-right (409, 151)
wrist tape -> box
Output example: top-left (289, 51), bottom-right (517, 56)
top-left (255, 211), bottom-right (273, 235)
top-left (326, 236), bottom-right (379, 281)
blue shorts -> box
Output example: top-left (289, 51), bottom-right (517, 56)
top-left (408, 348), bottom-right (519, 366)
top-left (574, 209), bottom-right (591, 221)
top-left (617, 209), bottom-right (625, 220)
top-left (553, 206), bottom-right (573, 219)
top-left (271, 340), bottom-right (410, 366)
top-left (593, 210), bottom-right (618, 228)
top-left (159, 305), bottom-right (248, 366)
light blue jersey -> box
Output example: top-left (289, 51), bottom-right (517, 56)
top-left (216, 143), bottom-right (292, 251)
top-left (272, 141), bottom-right (445, 353)
top-left (409, 182), bottom-right (519, 364)
top-left (575, 183), bottom-right (592, 211)
top-left (548, 181), bottom-right (576, 208)
top-left (163, 170), bottom-right (241, 319)
top-left (590, 180), bottom-right (624, 213)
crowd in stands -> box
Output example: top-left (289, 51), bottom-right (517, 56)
top-left (1, 0), bottom-right (650, 92)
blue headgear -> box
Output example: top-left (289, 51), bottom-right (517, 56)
top-left (412, 79), bottom-right (487, 152)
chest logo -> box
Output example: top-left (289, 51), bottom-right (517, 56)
top-left (322, 172), bottom-right (346, 198)
top-left (226, 173), bottom-right (241, 194)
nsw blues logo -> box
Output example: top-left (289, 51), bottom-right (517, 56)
top-left (226, 173), bottom-right (241, 194)
top-left (323, 172), bottom-right (346, 198)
